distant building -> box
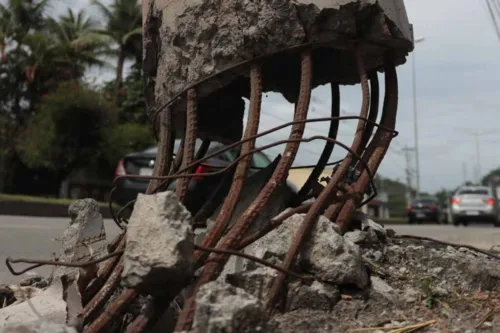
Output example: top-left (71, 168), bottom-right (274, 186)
top-left (287, 167), bottom-right (389, 219)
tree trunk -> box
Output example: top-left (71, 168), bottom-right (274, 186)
top-left (115, 46), bottom-right (125, 96)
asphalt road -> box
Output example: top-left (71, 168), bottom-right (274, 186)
top-left (1, 215), bottom-right (500, 285)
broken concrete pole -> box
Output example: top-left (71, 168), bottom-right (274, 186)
top-left (190, 281), bottom-right (269, 333)
top-left (0, 320), bottom-right (78, 333)
top-left (143, 0), bottom-right (412, 143)
top-left (122, 191), bottom-right (194, 293)
top-left (286, 281), bottom-right (339, 312)
top-left (52, 198), bottom-right (107, 280)
top-left (245, 213), bottom-right (369, 288)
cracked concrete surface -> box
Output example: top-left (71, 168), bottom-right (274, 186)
top-left (142, 0), bottom-right (413, 143)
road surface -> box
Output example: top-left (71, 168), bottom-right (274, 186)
top-left (1, 215), bottom-right (500, 284)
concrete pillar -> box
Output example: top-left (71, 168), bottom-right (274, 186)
top-left (142, 0), bottom-right (413, 143)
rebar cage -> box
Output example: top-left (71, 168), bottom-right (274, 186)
top-left (4, 0), bottom-right (415, 331)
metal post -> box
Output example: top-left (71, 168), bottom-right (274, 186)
top-left (475, 132), bottom-right (482, 184)
top-left (412, 37), bottom-right (425, 199)
top-left (412, 52), bottom-right (420, 200)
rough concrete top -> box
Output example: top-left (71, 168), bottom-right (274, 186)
top-left (143, 0), bottom-right (413, 143)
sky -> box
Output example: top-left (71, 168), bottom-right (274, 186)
top-left (51, 0), bottom-right (500, 194)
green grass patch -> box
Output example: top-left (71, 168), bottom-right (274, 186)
top-left (0, 193), bottom-right (109, 207)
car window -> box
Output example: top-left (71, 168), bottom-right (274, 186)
top-left (251, 152), bottom-right (271, 168)
top-left (412, 199), bottom-right (437, 205)
top-left (458, 188), bottom-right (489, 195)
top-left (205, 145), bottom-right (232, 161)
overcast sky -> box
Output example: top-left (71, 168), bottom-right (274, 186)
top-left (52, 0), bottom-right (500, 194)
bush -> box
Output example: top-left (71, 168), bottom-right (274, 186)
top-left (17, 81), bottom-right (119, 177)
top-left (101, 122), bottom-right (155, 167)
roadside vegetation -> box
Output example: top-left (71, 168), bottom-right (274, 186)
top-left (0, 0), bottom-right (154, 198)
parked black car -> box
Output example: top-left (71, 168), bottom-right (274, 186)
top-left (407, 197), bottom-right (445, 224)
top-left (113, 139), bottom-right (298, 216)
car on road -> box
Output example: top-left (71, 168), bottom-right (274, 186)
top-left (450, 185), bottom-right (500, 227)
top-left (407, 197), bottom-right (445, 224)
top-left (113, 139), bottom-right (298, 216)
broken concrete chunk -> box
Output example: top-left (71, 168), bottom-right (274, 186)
top-left (225, 266), bottom-right (278, 299)
top-left (369, 276), bottom-right (396, 302)
top-left (303, 217), bottom-right (369, 288)
top-left (286, 281), bottom-right (339, 312)
top-left (122, 191), bottom-right (194, 293)
top-left (270, 309), bottom-right (337, 333)
top-left (19, 275), bottom-right (50, 289)
top-left (244, 214), bottom-right (368, 288)
top-left (353, 211), bottom-right (387, 240)
top-left (0, 320), bottom-right (78, 333)
top-left (53, 198), bottom-right (107, 280)
top-left (0, 279), bottom-right (67, 328)
top-left (191, 281), bottom-right (269, 333)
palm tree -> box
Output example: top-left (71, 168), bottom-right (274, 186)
top-left (46, 8), bottom-right (112, 79)
top-left (0, 5), bottom-right (13, 63)
top-left (5, 0), bottom-right (51, 36)
top-left (92, 0), bottom-right (142, 95)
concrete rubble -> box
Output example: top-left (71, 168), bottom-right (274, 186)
top-left (0, 279), bottom-right (68, 328)
top-left (0, 320), bottom-right (78, 333)
top-left (243, 213), bottom-right (369, 288)
top-left (122, 191), bottom-right (195, 293)
top-left (189, 280), bottom-right (270, 333)
top-left (2, 190), bottom-right (500, 332)
top-left (0, 199), bottom-right (108, 329)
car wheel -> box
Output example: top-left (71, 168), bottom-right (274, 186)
top-left (493, 218), bottom-right (500, 228)
top-left (462, 219), bottom-right (469, 226)
top-left (408, 218), bottom-right (414, 224)
top-left (452, 216), bottom-right (460, 226)
top-left (417, 219), bottom-right (423, 224)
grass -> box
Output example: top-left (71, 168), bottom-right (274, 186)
top-left (0, 193), bottom-right (109, 207)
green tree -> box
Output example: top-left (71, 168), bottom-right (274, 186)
top-left (92, 0), bottom-right (142, 95)
top-left (17, 81), bottom-right (119, 185)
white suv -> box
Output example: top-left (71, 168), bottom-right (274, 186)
top-left (450, 185), bottom-right (500, 227)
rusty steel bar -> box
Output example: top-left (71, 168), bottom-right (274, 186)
top-left (150, 39), bottom-right (401, 135)
top-left (114, 135), bottom-right (377, 201)
top-left (359, 72), bottom-right (380, 151)
top-left (83, 239), bottom-right (125, 305)
top-left (335, 58), bottom-right (398, 233)
top-left (265, 48), bottom-right (374, 312)
top-left (295, 82), bottom-right (340, 204)
top-left (176, 89), bottom-right (198, 202)
top-left (147, 107), bottom-right (175, 193)
top-left (236, 202), bottom-right (313, 250)
top-left (84, 288), bottom-right (138, 333)
top-left (5, 251), bottom-right (124, 276)
top-left (147, 114), bottom-right (396, 195)
top-left (323, 47), bottom-right (371, 220)
top-left (116, 120), bottom-right (394, 190)
top-left (194, 63), bottom-right (262, 265)
top-left (174, 51), bottom-right (313, 332)
top-left (82, 257), bottom-right (125, 324)
top-left (194, 245), bottom-right (312, 281)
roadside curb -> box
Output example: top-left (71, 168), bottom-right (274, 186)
top-left (0, 199), bottom-right (113, 219)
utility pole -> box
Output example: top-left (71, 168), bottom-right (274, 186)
top-left (474, 132), bottom-right (482, 184)
top-left (402, 146), bottom-right (415, 205)
top-left (462, 162), bottom-right (467, 185)
top-left (412, 37), bottom-right (426, 200)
